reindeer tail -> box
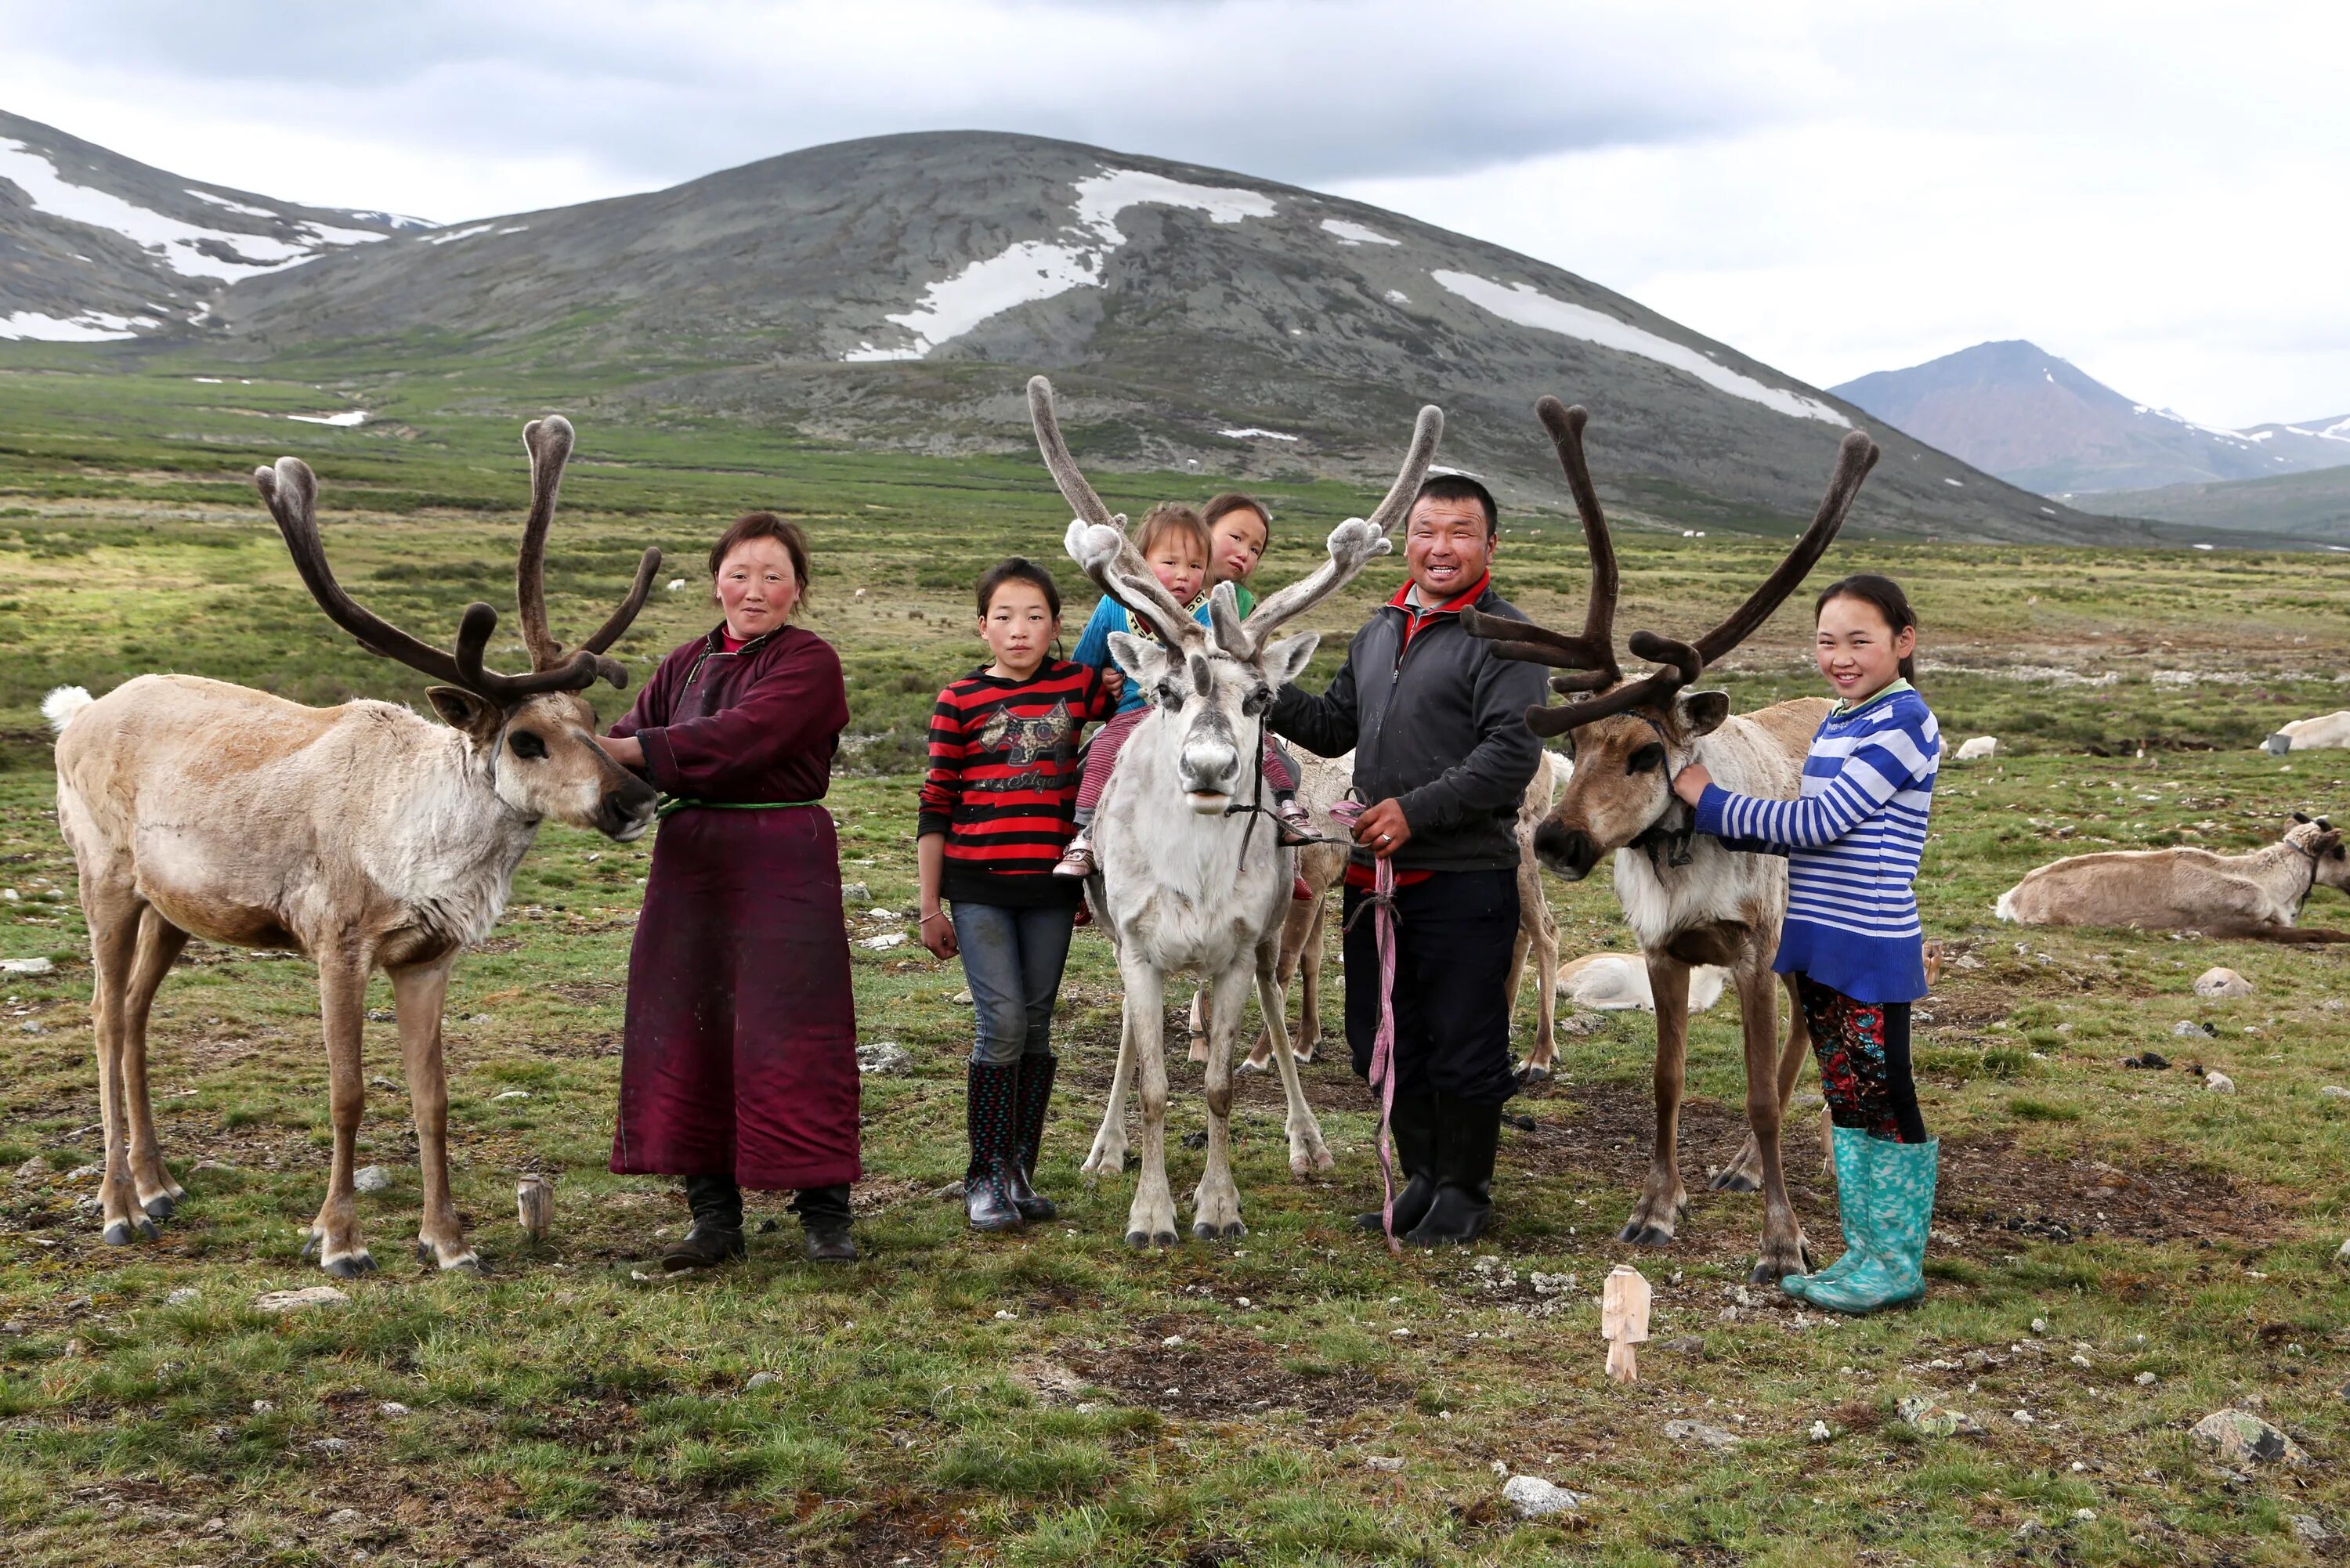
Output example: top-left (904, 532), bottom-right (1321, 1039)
top-left (42, 686), bottom-right (94, 735)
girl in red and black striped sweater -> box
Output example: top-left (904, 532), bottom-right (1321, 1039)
top-left (917, 558), bottom-right (1116, 1232)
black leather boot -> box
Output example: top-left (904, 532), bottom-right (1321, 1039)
top-left (1008, 1053), bottom-right (1058, 1223)
top-left (1355, 1093), bottom-right (1440, 1235)
top-left (965, 1060), bottom-right (1025, 1233)
top-left (1404, 1096), bottom-right (1500, 1248)
top-left (792, 1184), bottom-right (857, 1263)
top-left (662, 1173), bottom-right (747, 1271)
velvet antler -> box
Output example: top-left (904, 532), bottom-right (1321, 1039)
top-left (1213, 403), bottom-right (1441, 661)
top-left (1029, 375), bottom-right (1203, 649)
top-left (1464, 407), bottom-right (1881, 736)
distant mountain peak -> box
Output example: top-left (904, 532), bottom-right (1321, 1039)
top-left (1831, 341), bottom-right (2350, 495)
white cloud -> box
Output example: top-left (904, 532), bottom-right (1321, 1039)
top-left (0, 0), bottom-right (2343, 425)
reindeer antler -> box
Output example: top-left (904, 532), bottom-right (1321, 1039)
top-left (257, 420), bottom-right (662, 704)
top-left (1465, 408), bottom-right (1880, 736)
top-left (1210, 404), bottom-right (1441, 662)
top-left (1029, 375), bottom-right (1203, 648)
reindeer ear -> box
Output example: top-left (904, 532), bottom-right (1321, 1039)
top-left (427, 685), bottom-right (503, 742)
top-left (2294, 811), bottom-right (2312, 824)
top-left (1679, 689), bottom-right (1730, 737)
top-left (1105, 631), bottom-right (1171, 692)
top-left (1261, 631), bottom-right (1320, 688)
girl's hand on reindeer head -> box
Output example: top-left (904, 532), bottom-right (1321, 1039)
top-left (1670, 762), bottom-right (1712, 807)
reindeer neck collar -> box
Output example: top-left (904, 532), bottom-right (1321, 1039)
top-left (1622, 709), bottom-right (1696, 869)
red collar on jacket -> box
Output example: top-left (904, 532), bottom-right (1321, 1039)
top-left (1386, 572), bottom-right (1491, 656)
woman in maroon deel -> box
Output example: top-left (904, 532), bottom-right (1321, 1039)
top-left (598, 511), bottom-right (859, 1267)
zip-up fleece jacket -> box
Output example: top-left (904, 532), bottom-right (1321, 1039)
top-left (1269, 577), bottom-right (1547, 873)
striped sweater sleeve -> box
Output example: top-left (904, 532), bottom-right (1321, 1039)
top-left (916, 689), bottom-right (965, 839)
top-left (1693, 710), bottom-right (1935, 850)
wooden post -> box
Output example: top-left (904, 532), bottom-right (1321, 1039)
top-left (1602, 1264), bottom-right (1651, 1384)
top-left (516, 1173), bottom-right (553, 1242)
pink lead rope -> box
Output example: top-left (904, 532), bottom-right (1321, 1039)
top-left (1329, 798), bottom-right (1403, 1255)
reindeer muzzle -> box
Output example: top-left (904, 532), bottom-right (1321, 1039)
top-left (601, 775), bottom-right (659, 842)
top-left (1533, 820), bottom-right (1600, 881)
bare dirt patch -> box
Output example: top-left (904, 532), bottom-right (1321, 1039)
top-left (1059, 1315), bottom-right (1415, 1422)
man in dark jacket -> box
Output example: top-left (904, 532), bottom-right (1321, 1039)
top-left (1270, 468), bottom-right (1546, 1245)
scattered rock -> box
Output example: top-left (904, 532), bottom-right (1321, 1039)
top-left (11, 1157), bottom-right (43, 1181)
top-left (1896, 1395), bottom-right (1983, 1436)
top-left (1808, 1420), bottom-right (1831, 1442)
top-left (0, 957), bottom-right (54, 976)
top-left (1364, 1455), bottom-right (1404, 1472)
top-left (2173, 1020), bottom-right (2216, 1038)
top-left (2334, 1237), bottom-right (2349, 1266)
top-left (1663, 1336), bottom-right (1708, 1357)
top-left (2014, 1519), bottom-right (2046, 1541)
top-left (931, 1180), bottom-right (966, 1201)
top-left (2204, 1071), bottom-right (2237, 1094)
top-left (252, 1285), bottom-right (349, 1314)
top-left (856, 932), bottom-right (906, 952)
top-left (490, 1089), bottom-right (530, 1102)
top-left (2320, 1086), bottom-right (2349, 1100)
top-left (352, 1165), bottom-right (391, 1194)
top-left (2121, 1051), bottom-right (2170, 1070)
top-left (1662, 1419), bottom-right (1740, 1451)
top-left (841, 882), bottom-right (870, 905)
top-left (2073, 1508), bottom-right (2097, 1523)
top-left (1529, 1271), bottom-right (1578, 1295)
top-left (251, 1400), bottom-right (274, 1413)
top-left (2189, 1408), bottom-right (2308, 1467)
top-left (327, 1508), bottom-right (361, 1528)
top-left (1501, 1474), bottom-right (1590, 1519)
top-left (2136, 1371), bottom-right (2159, 1386)
top-left (2292, 1516), bottom-right (2331, 1546)
top-left (855, 1042), bottom-right (912, 1075)
top-left (309, 1437), bottom-right (349, 1455)
top-left (164, 1288), bottom-right (201, 1306)
top-left (951, 988), bottom-right (974, 1005)
top-left (378, 1401), bottom-right (410, 1417)
top-left (744, 1371), bottom-right (779, 1390)
top-left (2194, 967), bottom-right (2253, 999)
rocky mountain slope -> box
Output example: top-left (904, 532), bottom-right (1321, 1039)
top-left (0, 110), bottom-right (429, 344)
top-left (1831, 340), bottom-right (2350, 497)
top-left (3, 115), bottom-right (2149, 541)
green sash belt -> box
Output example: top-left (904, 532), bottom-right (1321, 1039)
top-left (654, 797), bottom-right (824, 821)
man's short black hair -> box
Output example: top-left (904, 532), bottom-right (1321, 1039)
top-left (1415, 471), bottom-right (1498, 537)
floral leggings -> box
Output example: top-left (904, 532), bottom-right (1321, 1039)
top-left (1795, 975), bottom-right (1928, 1144)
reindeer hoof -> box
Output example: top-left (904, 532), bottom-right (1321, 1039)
top-left (1515, 1062), bottom-right (1551, 1087)
top-left (323, 1251), bottom-right (378, 1278)
top-left (1236, 1057), bottom-right (1267, 1075)
top-left (101, 1219), bottom-right (139, 1247)
top-left (142, 1193), bottom-right (178, 1223)
top-left (1192, 1220), bottom-right (1247, 1241)
top-left (446, 1255), bottom-right (488, 1277)
top-left (1708, 1168), bottom-right (1762, 1194)
top-left (1618, 1220), bottom-right (1676, 1247)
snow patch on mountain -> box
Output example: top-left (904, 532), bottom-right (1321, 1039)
top-left (1321, 219), bottom-right (1398, 247)
top-left (844, 168), bottom-right (1278, 363)
top-left (1431, 271), bottom-right (1850, 428)
top-left (0, 308), bottom-right (160, 341)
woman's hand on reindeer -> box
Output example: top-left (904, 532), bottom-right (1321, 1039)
top-left (918, 908), bottom-right (958, 959)
top-left (598, 733), bottom-right (646, 769)
top-left (1670, 761), bottom-right (1712, 807)
top-left (1354, 799), bottom-right (1412, 859)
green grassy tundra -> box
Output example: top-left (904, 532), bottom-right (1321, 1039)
top-left (2, 354), bottom-right (2347, 1565)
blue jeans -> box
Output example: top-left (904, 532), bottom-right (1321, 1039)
top-left (951, 901), bottom-right (1076, 1067)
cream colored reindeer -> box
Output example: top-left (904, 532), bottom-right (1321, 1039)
top-left (49, 417), bottom-right (659, 1275)
top-left (1997, 814), bottom-right (2350, 941)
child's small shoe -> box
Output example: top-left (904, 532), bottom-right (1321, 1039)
top-left (1274, 797), bottom-right (1317, 846)
top-left (1053, 832), bottom-right (1095, 878)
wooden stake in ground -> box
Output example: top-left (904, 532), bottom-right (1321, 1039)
top-left (516, 1174), bottom-right (553, 1242)
top-left (1603, 1264), bottom-right (1651, 1384)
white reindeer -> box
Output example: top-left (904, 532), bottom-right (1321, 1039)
top-left (49, 417), bottom-right (660, 1275)
top-left (1027, 376), bottom-right (1439, 1245)
top-left (1464, 399), bottom-right (1881, 1284)
top-left (1997, 814), bottom-right (2350, 941)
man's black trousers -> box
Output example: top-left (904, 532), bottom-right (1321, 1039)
top-left (1341, 866), bottom-right (1520, 1107)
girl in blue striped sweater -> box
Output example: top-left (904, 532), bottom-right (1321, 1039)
top-left (1670, 575), bottom-right (1941, 1313)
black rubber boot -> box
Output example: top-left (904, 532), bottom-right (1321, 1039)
top-left (1355, 1093), bottom-right (1440, 1235)
top-left (965, 1060), bottom-right (1025, 1233)
top-left (1008, 1053), bottom-right (1058, 1223)
top-left (1404, 1097), bottom-right (1500, 1248)
top-left (792, 1184), bottom-right (857, 1263)
top-left (662, 1174), bottom-right (747, 1271)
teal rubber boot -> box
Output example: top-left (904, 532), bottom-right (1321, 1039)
top-left (1802, 1133), bottom-right (1938, 1314)
top-left (1782, 1124), bottom-right (1873, 1301)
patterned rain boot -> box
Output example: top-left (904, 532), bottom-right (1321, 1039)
top-left (965, 1060), bottom-right (1025, 1233)
top-left (1782, 1123), bottom-right (1872, 1302)
top-left (1007, 1053), bottom-right (1058, 1223)
top-left (1403, 1096), bottom-right (1500, 1248)
top-left (1801, 1132), bottom-right (1938, 1314)
top-left (1354, 1092), bottom-right (1439, 1234)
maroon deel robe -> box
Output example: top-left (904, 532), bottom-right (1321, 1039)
top-left (607, 623), bottom-right (861, 1190)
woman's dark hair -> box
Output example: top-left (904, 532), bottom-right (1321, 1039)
top-left (1202, 492), bottom-right (1271, 544)
top-left (707, 511), bottom-right (813, 607)
top-left (1814, 573), bottom-right (1918, 684)
top-left (975, 556), bottom-right (1062, 620)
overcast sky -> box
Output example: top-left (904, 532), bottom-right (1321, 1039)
top-left (4, 1), bottom-right (2343, 427)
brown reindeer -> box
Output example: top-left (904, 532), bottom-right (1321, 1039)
top-left (1998, 814), bottom-right (2350, 941)
top-left (1463, 399), bottom-right (1880, 1284)
top-left (49, 417), bottom-right (660, 1275)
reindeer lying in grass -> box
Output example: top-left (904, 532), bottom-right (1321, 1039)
top-left (1997, 814), bottom-right (2350, 941)
top-left (49, 417), bottom-right (658, 1274)
top-left (1463, 398), bottom-right (1880, 1284)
